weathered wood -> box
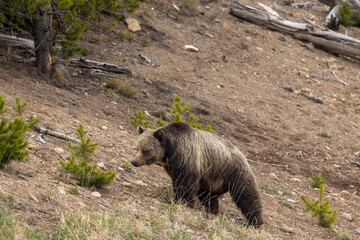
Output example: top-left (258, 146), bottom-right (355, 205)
top-left (33, 126), bottom-right (80, 143)
top-left (229, 2), bottom-right (360, 59)
top-left (320, 0), bottom-right (360, 24)
top-left (66, 57), bottom-right (131, 74)
top-left (0, 34), bottom-right (34, 49)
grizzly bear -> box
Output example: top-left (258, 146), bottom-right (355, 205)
top-left (131, 122), bottom-right (263, 227)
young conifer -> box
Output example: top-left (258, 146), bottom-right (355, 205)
top-left (60, 125), bottom-right (115, 187)
top-left (0, 96), bottom-right (33, 169)
top-left (300, 184), bottom-right (337, 229)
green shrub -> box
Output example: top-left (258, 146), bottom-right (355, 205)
top-left (130, 96), bottom-right (214, 132)
top-left (338, 0), bottom-right (360, 27)
top-left (300, 184), bottom-right (337, 229)
top-left (60, 125), bottom-right (115, 187)
top-left (0, 96), bottom-right (39, 169)
top-left (311, 174), bottom-right (327, 189)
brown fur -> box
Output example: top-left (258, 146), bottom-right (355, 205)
top-left (131, 122), bottom-right (263, 227)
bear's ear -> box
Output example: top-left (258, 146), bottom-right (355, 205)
top-left (154, 130), bottom-right (165, 143)
top-left (137, 126), bottom-right (146, 135)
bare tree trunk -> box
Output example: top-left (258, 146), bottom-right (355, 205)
top-left (32, 6), bottom-right (51, 75)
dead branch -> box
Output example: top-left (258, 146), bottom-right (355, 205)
top-left (192, 36), bottom-right (204, 46)
top-left (300, 92), bottom-right (325, 104)
top-left (229, 2), bottom-right (360, 60)
top-left (349, 160), bottom-right (360, 167)
top-left (247, 158), bottom-right (289, 168)
top-left (65, 57), bottom-right (131, 74)
top-left (0, 34), bottom-right (35, 49)
top-left (32, 126), bottom-right (80, 143)
top-left (311, 67), bottom-right (349, 85)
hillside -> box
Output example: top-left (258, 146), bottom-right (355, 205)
top-left (1, 0), bottom-right (360, 239)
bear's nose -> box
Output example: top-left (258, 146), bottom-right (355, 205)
top-left (131, 160), bottom-right (138, 167)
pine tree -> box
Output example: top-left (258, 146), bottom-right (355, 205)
top-left (338, 0), bottom-right (360, 27)
top-left (0, 96), bottom-right (30, 169)
top-left (60, 124), bottom-right (115, 187)
top-left (0, 0), bottom-right (146, 74)
top-left (300, 184), bottom-right (337, 229)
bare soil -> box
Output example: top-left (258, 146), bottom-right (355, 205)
top-left (1, 0), bottom-right (360, 239)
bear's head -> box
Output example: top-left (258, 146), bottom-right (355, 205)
top-left (131, 126), bottom-right (166, 167)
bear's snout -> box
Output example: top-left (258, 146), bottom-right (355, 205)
top-left (131, 160), bottom-right (138, 167)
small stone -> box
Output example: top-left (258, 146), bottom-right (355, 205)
top-left (134, 180), bottom-right (148, 187)
top-left (280, 223), bottom-right (293, 233)
top-left (58, 187), bottom-right (66, 195)
top-left (54, 147), bottom-right (64, 154)
top-left (290, 177), bottom-right (302, 182)
top-left (218, 83), bottom-right (225, 88)
top-left (355, 228), bottom-right (360, 234)
top-left (341, 190), bottom-right (350, 195)
top-left (287, 199), bottom-right (297, 203)
top-left (52, 64), bottom-right (73, 88)
top-left (27, 140), bottom-right (39, 150)
top-left (144, 79), bottom-right (153, 85)
top-left (269, 173), bottom-right (278, 180)
top-left (333, 164), bottom-right (341, 168)
top-left (125, 18), bottom-right (141, 32)
top-left (97, 162), bottom-right (106, 170)
top-left (309, 15), bottom-right (316, 20)
top-left (91, 191), bottom-right (101, 198)
top-left (183, 45), bottom-right (199, 52)
top-left (122, 182), bottom-right (132, 188)
top-left (102, 126), bottom-right (108, 130)
top-left (341, 212), bottom-right (353, 221)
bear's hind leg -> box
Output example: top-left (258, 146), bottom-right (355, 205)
top-left (198, 190), bottom-right (219, 214)
top-left (229, 179), bottom-right (263, 227)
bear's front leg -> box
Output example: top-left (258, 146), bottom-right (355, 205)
top-left (171, 164), bottom-right (200, 208)
top-left (198, 190), bottom-right (220, 214)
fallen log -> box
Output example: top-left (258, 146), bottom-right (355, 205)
top-left (0, 34), bottom-right (34, 49)
top-left (66, 57), bottom-right (131, 74)
top-left (33, 126), bottom-right (80, 143)
top-left (229, 1), bottom-right (360, 60)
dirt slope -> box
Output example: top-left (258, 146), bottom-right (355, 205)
top-left (1, 0), bottom-right (360, 239)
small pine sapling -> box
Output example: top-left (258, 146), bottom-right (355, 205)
top-left (338, 0), bottom-right (360, 27)
top-left (60, 125), bottom-right (115, 187)
top-left (171, 96), bottom-right (190, 122)
top-left (300, 184), bottom-right (337, 229)
top-left (311, 173), bottom-right (327, 188)
top-left (130, 110), bottom-right (151, 129)
top-left (67, 125), bottom-right (98, 161)
top-left (0, 96), bottom-right (36, 169)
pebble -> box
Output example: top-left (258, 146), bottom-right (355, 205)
top-left (91, 191), bottom-right (101, 198)
top-left (97, 162), bottom-right (106, 170)
top-left (102, 126), bottom-right (107, 130)
top-left (290, 177), bottom-right (302, 182)
top-left (54, 147), bottom-right (64, 154)
top-left (341, 212), bottom-right (353, 222)
top-left (280, 223), bottom-right (293, 233)
top-left (134, 180), bottom-right (148, 187)
top-left (355, 229), bottom-right (360, 234)
top-left (58, 187), bottom-right (66, 195)
top-left (144, 79), bottom-right (153, 85)
top-left (122, 182), bottom-right (132, 188)
top-left (269, 172), bottom-right (278, 180)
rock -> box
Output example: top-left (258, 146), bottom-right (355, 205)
top-left (54, 147), bottom-right (64, 154)
top-left (183, 45), bottom-right (199, 52)
top-left (27, 140), bottom-right (39, 150)
top-left (125, 18), bottom-right (141, 32)
top-left (58, 187), bottom-right (66, 195)
top-left (144, 79), bottom-right (153, 85)
top-left (97, 162), bottom-right (106, 170)
top-left (290, 177), bottom-right (302, 182)
top-left (102, 126), bottom-right (108, 130)
top-left (280, 223), bottom-right (293, 233)
top-left (91, 191), bottom-right (101, 198)
top-left (134, 180), bottom-right (148, 187)
top-left (341, 212), bottom-right (353, 222)
top-left (51, 64), bottom-right (73, 88)
top-left (355, 228), bottom-right (360, 234)
top-left (122, 182), bottom-right (132, 188)
top-left (269, 173), bottom-right (278, 180)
